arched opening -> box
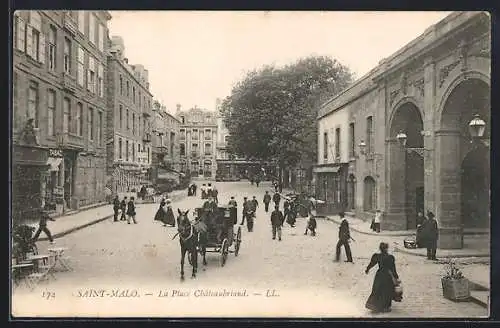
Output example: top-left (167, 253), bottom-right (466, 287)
top-left (388, 102), bottom-right (424, 229)
top-left (440, 78), bottom-right (490, 236)
top-left (363, 176), bottom-right (376, 211)
top-left (347, 174), bottom-right (356, 211)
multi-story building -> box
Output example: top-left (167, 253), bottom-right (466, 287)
top-left (176, 105), bottom-right (217, 178)
top-left (316, 12), bottom-right (490, 249)
top-left (12, 10), bottom-right (111, 219)
top-left (151, 101), bottom-right (181, 182)
top-left (105, 36), bottom-right (153, 192)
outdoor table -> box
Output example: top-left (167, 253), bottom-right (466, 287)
top-left (12, 263), bottom-right (34, 288)
top-left (48, 247), bottom-right (72, 271)
top-left (27, 254), bottom-right (50, 270)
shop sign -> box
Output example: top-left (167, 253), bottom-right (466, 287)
top-left (49, 149), bottom-right (64, 157)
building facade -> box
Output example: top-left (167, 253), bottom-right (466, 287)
top-left (151, 101), bottom-right (181, 181)
top-left (316, 12), bottom-right (490, 249)
top-left (105, 36), bottom-right (153, 192)
top-left (13, 10), bottom-right (111, 219)
top-left (176, 106), bottom-right (217, 178)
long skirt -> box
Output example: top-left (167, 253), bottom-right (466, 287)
top-left (365, 269), bottom-right (395, 312)
top-left (164, 208), bottom-right (176, 226)
top-left (154, 207), bottom-right (167, 222)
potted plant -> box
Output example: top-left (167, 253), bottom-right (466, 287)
top-left (12, 224), bottom-right (36, 262)
top-left (441, 258), bottom-right (470, 301)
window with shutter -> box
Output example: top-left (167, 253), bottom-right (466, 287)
top-left (39, 33), bottom-right (45, 64)
top-left (16, 16), bottom-right (26, 52)
top-left (26, 25), bottom-right (33, 57)
top-left (77, 46), bottom-right (84, 86)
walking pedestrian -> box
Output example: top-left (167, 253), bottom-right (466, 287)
top-left (263, 191), bottom-right (271, 213)
top-left (154, 198), bottom-right (168, 226)
top-left (164, 199), bottom-right (176, 227)
top-left (423, 210), bottom-right (439, 260)
top-left (373, 210), bottom-right (382, 233)
top-left (113, 195), bottom-right (120, 222)
top-left (283, 198), bottom-right (290, 226)
top-left (272, 192), bottom-right (281, 208)
top-left (270, 205), bottom-right (284, 241)
top-left (120, 196), bottom-right (128, 221)
top-left (365, 242), bottom-right (401, 313)
top-left (251, 196), bottom-right (259, 212)
top-left (32, 208), bottom-right (56, 243)
top-left (240, 197), bottom-right (249, 226)
top-left (126, 197), bottom-right (137, 224)
top-left (212, 185), bottom-right (219, 204)
top-left (335, 213), bottom-right (353, 263)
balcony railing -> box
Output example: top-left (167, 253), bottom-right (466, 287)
top-left (56, 132), bottom-right (84, 151)
top-left (63, 13), bottom-right (78, 35)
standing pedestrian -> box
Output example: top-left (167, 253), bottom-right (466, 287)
top-left (335, 213), bottom-right (353, 263)
top-left (365, 242), bottom-right (401, 313)
top-left (113, 195), bottom-right (120, 222)
top-left (283, 198), bottom-right (290, 226)
top-left (120, 196), bottom-right (128, 221)
top-left (423, 211), bottom-right (439, 260)
top-left (272, 192), bottom-right (281, 208)
top-left (154, 198), bottom-right (168, 226)
top-left (228, 196), bottom-right (238, 225)
top-left (164, 199), bottom-right (176, 227)
top-left (415, 211), bottom-right (425, 248)
top-left (240, 197), bottom-right (248, 226)
top-left (126, 197), bottom-right (137, 224)
top-left (263, 191), bottom-right (271, 213)
top-left (32, 208), bottom-right (56, 243)
top-left (373, 210), bottom-right (382, 233)
top-left (270, 205), bottom-right (284, 241)
top-left (251, 196), bottom-right (259, 212)
top-left (212, 185), bottom-right (219, 204)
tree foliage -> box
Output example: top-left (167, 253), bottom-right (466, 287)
top-left (220, 56), bottom-right (354, 168)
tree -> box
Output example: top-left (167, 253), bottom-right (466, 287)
top-left (220, 55), bottom-right (354, 185)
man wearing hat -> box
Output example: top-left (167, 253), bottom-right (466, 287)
top-left (32, 207), bottom-right (56, 244)
top-left (423, 211), bottom-right (439, 260)
top-left (228, 196), bottom-right (238, 225)
top-left (240, 197), bottom-right (249, 226)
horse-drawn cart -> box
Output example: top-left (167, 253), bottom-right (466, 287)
top-left (195, 206), bottom-right (242, 266)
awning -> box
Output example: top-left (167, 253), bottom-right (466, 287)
top-left (313, 166), bottom-right (341, 173)
top-left (47, 157), bottom-right (63, 171)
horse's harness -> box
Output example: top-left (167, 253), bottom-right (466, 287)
top-left (179, 223), bottom-right (195, 242)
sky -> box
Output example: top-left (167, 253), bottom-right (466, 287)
top-left (108, 11), bottom-right (452, 113)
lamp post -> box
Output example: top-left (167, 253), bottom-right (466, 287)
top-left (395, 130), bottom-right (425, 157)
top-left (468, 113), bottom-right (489, 147)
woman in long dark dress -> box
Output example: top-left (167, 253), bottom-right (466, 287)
top-left (365, 242), bottom-right (400, 313)
top-left (163, 199), bottom-right (176, 227)
top-left (154, 198), bottom-right (168, 226)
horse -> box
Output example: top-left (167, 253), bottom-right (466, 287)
top-left (176, 209), bottom-right (198, 280)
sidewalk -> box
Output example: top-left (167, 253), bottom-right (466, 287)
top-left (326, 214), bottom-right (490, 259)
top-left (33, 189), bottom-right (187, 241)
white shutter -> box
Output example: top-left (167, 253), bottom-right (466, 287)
top-left (77, 62), bottom-right (84, 86)
top-left (87, 69), bottom-right (91, 91)
top-left (16, 16), bottom-right (26, 52)
top-left (26, 25), bottom-right (33, 57)
top-left (39, 33), bottom-right (46, 64)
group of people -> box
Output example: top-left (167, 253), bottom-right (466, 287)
top-left (200, 183), bottom-right (219, 203)
top-left (112, 196), bottom-right (138, 224)
top-left (153, 198), bottom-right (176, 227)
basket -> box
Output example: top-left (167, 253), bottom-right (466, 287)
top-left (441, 277), bottom-right (470, 301)
top-left (403, 236), bottom-right (417, 249)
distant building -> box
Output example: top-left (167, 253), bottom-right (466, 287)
top-left (151, 101), bottom-right (181, 183)
top-left (12, 10), bottom-right (111, 219)
top-left (176, 105), bottom-right (217, 178)
top-left (106, 35), bottom-right (153, 192)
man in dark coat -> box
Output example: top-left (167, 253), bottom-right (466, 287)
top-left (423, 211), bottom-right (439, 260)
top-left (120, 196), bottom-right (128, 221)
top-left (113, 195), bottom-right (120, 222)
top-left (270, 205), bottom-right (284, 241)
top-left (335, 213), bottom-right (353, 263)
top-left (240, 197), bottom-right (249, 226)
top-left (263, 191), bottom-right (271, 213)
top-left (228, 196), bottom-right (238, 225)
top-left (32, 208), bottom-right (56, 243)
top-left (272, 192), bottom-right (281, 207)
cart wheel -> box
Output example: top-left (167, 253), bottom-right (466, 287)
top-left (234, 226), bottom-right (242, 257)
top-left (220, 239), bottom-right (228, 267)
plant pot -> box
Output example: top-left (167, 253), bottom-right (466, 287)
top-left (441, 277), bottom-right (470, 301)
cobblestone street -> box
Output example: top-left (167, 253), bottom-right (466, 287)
top-left (12, 182), bottom-right (487, 318)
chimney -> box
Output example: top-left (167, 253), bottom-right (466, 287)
top-left (176, 104), bottom-right (181, 112)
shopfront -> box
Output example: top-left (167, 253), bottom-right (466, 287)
top-left (314, 163), bottom-right (348, 215)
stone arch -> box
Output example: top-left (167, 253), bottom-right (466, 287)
top-left (387, 96), bottom-right (424, 139)
top-left (436, 69), bottom-right (490, 129)
top-left (435, 76), bottom-right (490, 248)
top-left (385, 100), bottom-right (425, 230)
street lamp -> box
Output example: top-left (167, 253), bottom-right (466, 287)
top-left (396, 130), bottom-right (424, 157)
top-left (468, 113), bottom-right (489, 147)
top-left (396, 131), bottom-right (408, 147)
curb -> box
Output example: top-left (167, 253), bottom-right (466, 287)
top-left (38, 214), bottom-right (113, 242)
top-left (38, 192), bottom-right (187, 241)
top-left (324, 217), bottom-right (414, 237)
top-left (393, 245), bottom-right (490, 258)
